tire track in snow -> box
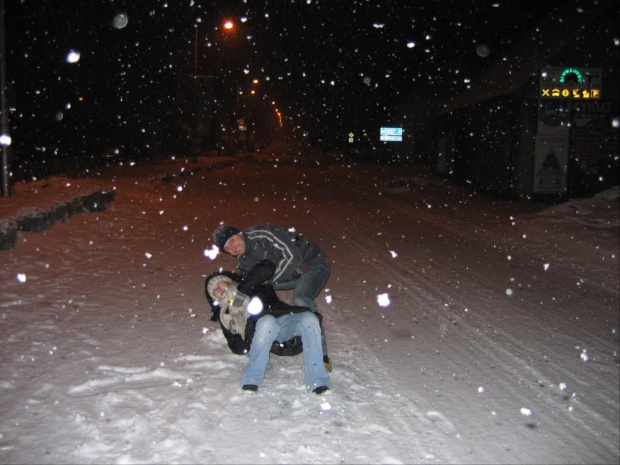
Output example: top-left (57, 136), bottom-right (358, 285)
top-left (317, 183), bottom-right (619, 463)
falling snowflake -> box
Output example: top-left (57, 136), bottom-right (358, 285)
top-left (203, 245), bottom-right (220, 260)
top-left (377, 293), bottom-right (390, 307)
top-left (247, 297), bottom-right (264, 316)
top-left (111, 12), bottom-right (129, 29)
top-left (65, 50), bottom-right (80, 63)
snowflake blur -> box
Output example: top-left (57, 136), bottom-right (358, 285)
top-left (246, 297), bottom-right (264, 316)
top-left (65, 50), bottom-right (80, 63)
top-left (377, 293), bottom-right (391, 307)
top-left (204, 245), bottom-right (220, 260)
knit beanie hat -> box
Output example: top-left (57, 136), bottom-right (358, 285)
top-left (206, 274), bottom-right (233, 300)
top-left (213, 225), bottom-right (241, 249)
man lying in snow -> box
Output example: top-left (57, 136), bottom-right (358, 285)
top-left (204, 262), bottom-right (330, 395)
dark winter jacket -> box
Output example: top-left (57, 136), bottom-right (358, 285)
top-left (237, 224), bottom-right (326, 284)
top-left (204, 267), bottom-right (318, 357)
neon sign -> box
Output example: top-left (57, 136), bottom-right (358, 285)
top-left (559, 68), bottom-right (583, 84)
top-left (540, 67), bottom-right (602, 99)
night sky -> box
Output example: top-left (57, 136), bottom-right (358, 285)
top-left (4, 0), bottom-right (601, 167)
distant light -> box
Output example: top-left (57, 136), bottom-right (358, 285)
top-left (224, 20), bottom-right (234, 30)
top-left (406, 41), bottom-right (416, 48)
top-left (65, 50), bottom-right (81, 63)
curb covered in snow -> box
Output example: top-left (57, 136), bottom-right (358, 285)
top-left (0, 189), bottom-right (116, 251)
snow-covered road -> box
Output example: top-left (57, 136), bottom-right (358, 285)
top-left (1, 140), bottom-right (618, 464)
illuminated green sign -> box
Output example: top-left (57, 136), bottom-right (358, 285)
top-left (559, 68), bottom-right (583, 84)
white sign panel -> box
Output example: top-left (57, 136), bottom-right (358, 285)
top-left (533, 135), bottom-right (569, 195)
top-left (380, 127), bottom-right (403, 142)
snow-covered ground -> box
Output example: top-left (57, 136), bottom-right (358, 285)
top-left (1, 140), bottom-right (618, 464)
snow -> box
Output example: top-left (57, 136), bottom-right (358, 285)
top-left (1, 141), bottom-right (618, 464)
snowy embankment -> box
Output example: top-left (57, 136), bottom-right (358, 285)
top-left (0, 147), bottom-right (618, 464)
top-left (0, 176), bottom-right (115, 250)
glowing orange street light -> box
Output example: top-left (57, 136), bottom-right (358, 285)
top-left (223, 20), bottom-right (234, 30)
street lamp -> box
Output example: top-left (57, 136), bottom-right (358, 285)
top-left (191, 18), bottom-right (237, 154)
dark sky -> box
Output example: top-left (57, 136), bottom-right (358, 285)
top-left (4, 0), bottom-right (594, 160)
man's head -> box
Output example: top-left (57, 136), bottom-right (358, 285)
top-left (213, 225), bottom-right (246, 256)
top-left (206, 274), bottom-right (233, 300)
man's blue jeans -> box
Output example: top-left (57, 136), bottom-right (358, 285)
top-left (273, 259), bottom-right (330, 357)
top-left (242, 312), bottom-right (329, 390)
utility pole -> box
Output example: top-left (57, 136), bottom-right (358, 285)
top-left (0, 0), bottom-right (12, 197)
top-left (194, 27), bottom-right (214, 152)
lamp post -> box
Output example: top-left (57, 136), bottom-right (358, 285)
top-left (1, 0), bottom-right (12, 197)
top-left (219, 18), bottom-right (245, 153)
top-left (193, 25), bottom-right (216, 156)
